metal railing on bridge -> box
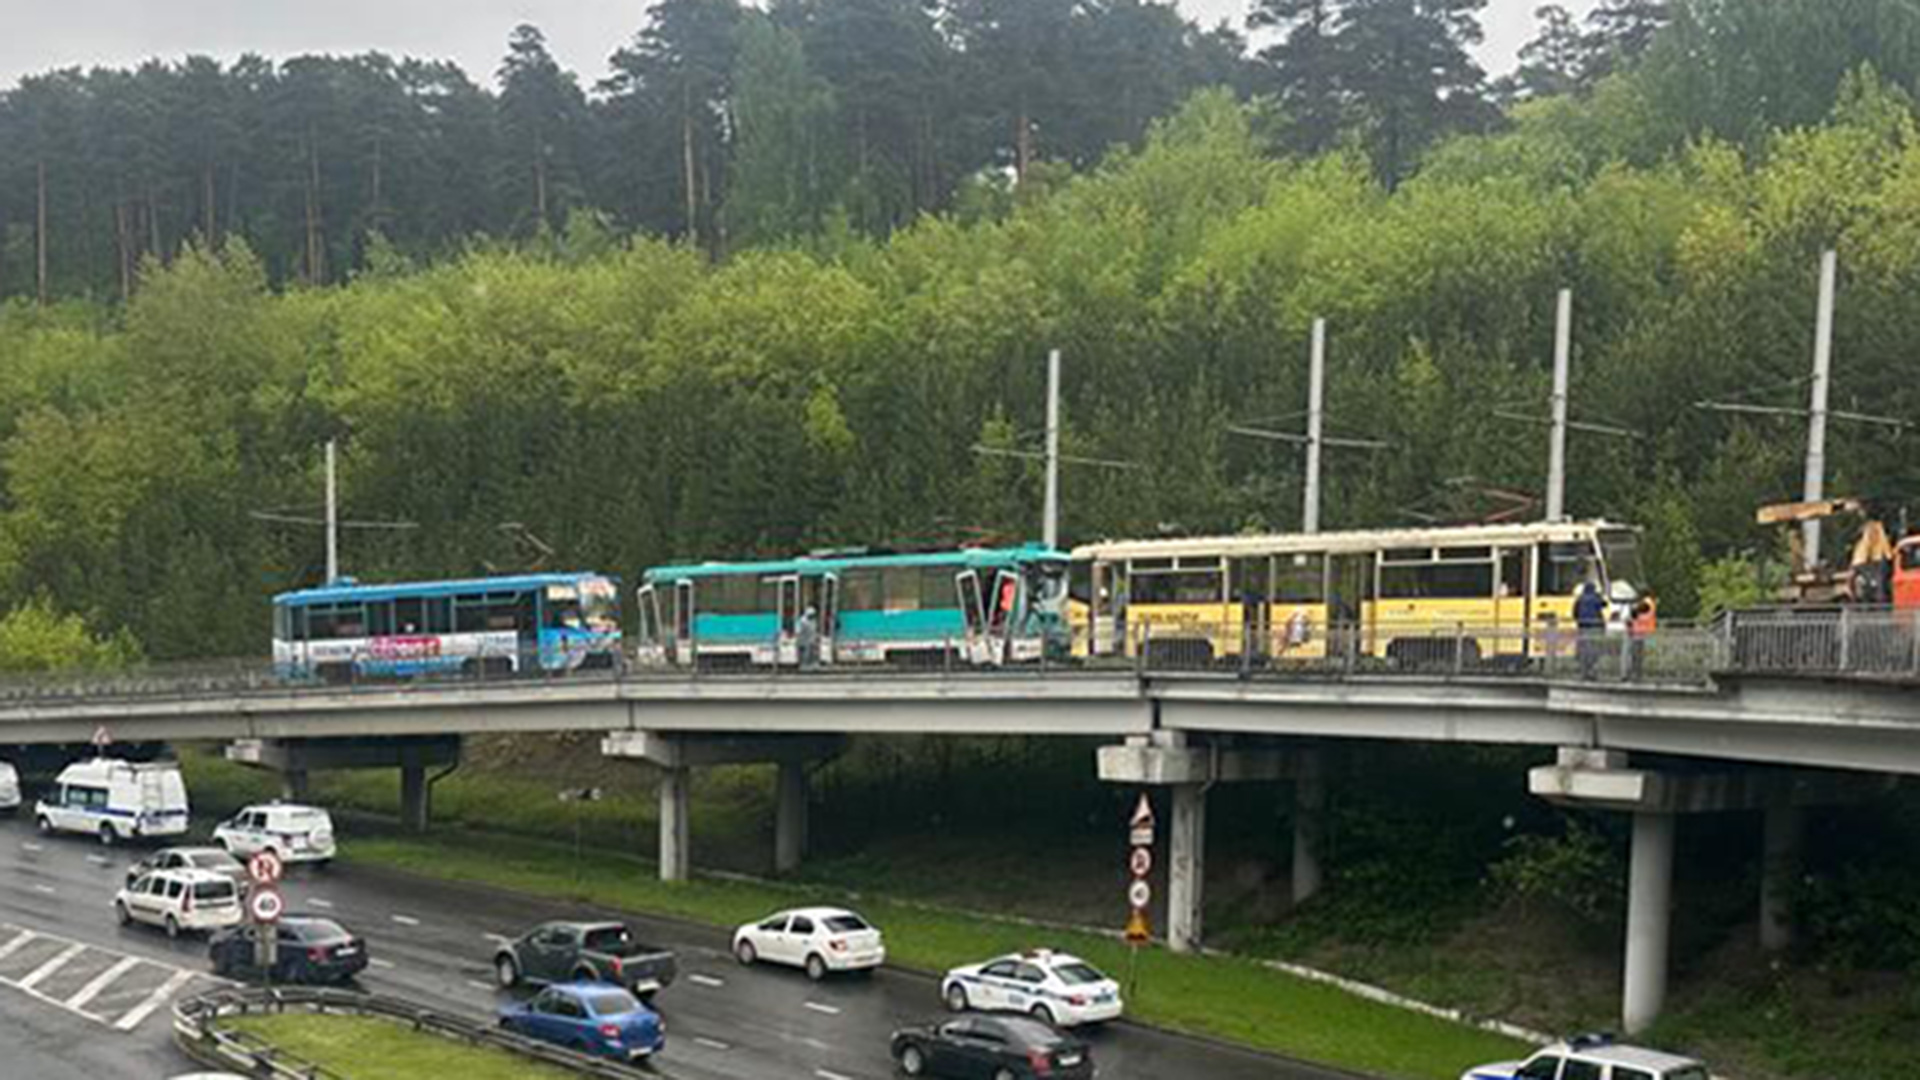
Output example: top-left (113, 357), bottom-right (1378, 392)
top-left (0, 609), bottom-right (1914, 708)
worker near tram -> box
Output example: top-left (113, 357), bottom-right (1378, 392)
top-left (1574, 579), bottom-right (1607, 679)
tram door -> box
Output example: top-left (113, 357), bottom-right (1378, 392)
top-left (673, 581), bottom-right (694, 664)
top-left (1327, 554), bottom-right (1374, 658)
top-left (635, 585), bottom-right (667, 667)
top-left (796, 574), bottom-right (837, 664)
top-left (956, 570), bottom-right (990, 665)
top-left (774, 575), bottom-right (801, 665)
top-left (985, 570), bottom-right (1020, 664)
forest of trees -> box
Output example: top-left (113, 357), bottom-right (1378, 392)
top-left (3, 0), bottom-right (1920, 661)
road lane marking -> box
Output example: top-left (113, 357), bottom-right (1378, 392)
top-left (20, 842), bottom-right (42, 853)
top-left (0, 930), bottom-right (36, 962)
top-left (85, 855), bottom-right (111, 866)
top-left (63, 956), bottom-right (141, 1010)
top-left (307, 898), bottom-right (334, 909)
top-left (693, 1037), bottom-right (732, 1051)
top-left (464, 978), bottom-right (494, 992)
top-left (368, 957), bottom-right (395, 970)
top-left (815, 1070), bottom-right (854, 1080)
top-left (112, 968), bottom-right (196, 1031)
top-left (483, 933), bottom-right (512, 946)
top-left (390, 915), bottom-right (421, 927)
top-left (803, 1001), bottom-right (842, 1016)
top-left (688, 973), bottom-right (725, 988)
top-left (31, 885), bottom-right (55, 895)
top-left (17, 943), bottom-right (86, 991)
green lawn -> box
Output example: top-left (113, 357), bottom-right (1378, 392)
top-left (345, 828), bottom-right (1526, 1080)
top-left (223, 1012), bottom-right (578, 1080)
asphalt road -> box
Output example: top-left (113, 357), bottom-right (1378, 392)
top-left (0, 812), bottom-right (1345, 1080)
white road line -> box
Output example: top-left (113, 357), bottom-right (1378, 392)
top-left (693, 1037), bottom-right (732, 1051)
top-left (368, 957), bottom-right (395, 970)
top-left (815, 1069), bottom-right (854, 1080)
top-left (307, 898), bottom-right (334, 909)
top-left (0, 930), bottom-right (36, 962)
top-left (483, 933), bottom-right (512, 946)
top-left (16, 943), bottom-right (86, 991)
top-left (84, 855), bottom-right (111, 866)
top-left (688, 973), bottom-right (725, 988)
top-left (63, 956), bottom-right (141, 1010)
top-left (464, 978), bottom-right (495, 992)
top-left (390, 914), bottom-right (421, 927)
top-left (31, 885), bottom-right (55, 895)
top-left (803, 1001), bottom-right (842, 1016)
top-left (20, 842), bottom-right (43, 853)
top-left (112, 968), bottom-right (196, 1031)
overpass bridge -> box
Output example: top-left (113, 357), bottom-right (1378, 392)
top-left (1, 609), bottom-right (1916, 1035)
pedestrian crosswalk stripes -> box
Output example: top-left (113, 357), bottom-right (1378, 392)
top-left (0, 920), bottom-right (220, 1032)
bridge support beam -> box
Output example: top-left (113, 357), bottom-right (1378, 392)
top-left (227, 736), bottom-right (459, 830)
top-left (658, 766), bottom-right (691, 883)
top-left (604, 732), bottom-right (845, 881)
top-left (1624, 809), bottom-right (1674, 1035)
top-left (1098, 735), bottom-right (1322, 952)
top-left (1532, 747), bottom-right (1885, 1033)
top-left (1760, 805), bottom-right (1804, 952)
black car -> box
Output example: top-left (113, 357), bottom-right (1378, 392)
top-left (209, 915), bottom-right (368, 985)
top-left (891, 1014), bottom-right (1094, 1080)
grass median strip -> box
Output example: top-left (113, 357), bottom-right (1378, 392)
top-left (343, 829), bottom-right (1526, 1080)
top-left (223, 1012), bottom-right (578, 1080)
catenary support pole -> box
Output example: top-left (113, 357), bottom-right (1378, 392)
top-left (1760, 804), bottom-right (1804, 952)
top-left (659, 766), bottom-right (690, 883)
top-left (1044, 348), bottom-right (1061, 550)
top-left (399, 762), bottom-right (429, 833)
top-left (775, 759), bottom-right (809, 874)
top-left (1803, 250), bottom-right (1836, 567)
top-left (1292, 751), bottom-right (1325, 905)
top-left (1303, 319), bottom-right (1326, 535)
top-left (1623, 810), bottom-right (1676, 1034)
top-left (324, 439), bottom-right (339, 582)
top-left (1168, 783), bottom-right (1208, 953)
top-left (1546, 289), bottom-right (1572, 522)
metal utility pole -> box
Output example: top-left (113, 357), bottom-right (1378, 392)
top-left (324, 439), bottom-right (340, 582)
top-left (1044, 348), bottom-right (1062, 550)
top-left (1303, 319), bottom-right (1326, 535)
top-left (1802, 250), bottom-right (1837, 567)
top-left (1546, 288), bottom-right (1572, 522)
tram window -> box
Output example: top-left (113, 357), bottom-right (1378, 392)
top-left (840, 569), bottom-right (880, 611)
top-left (1274, 555), bottom-right (1326, 602)
top-left (1068, 562), bottom-right (1092, 604)
top-left (1130, 558), bottom-right (1174, 572)
top-left (704, 576), bottom-right (761, 615)
top-left (367, 600), bottom-right (394, 637)
top-left (1382, 548), bottom-right (1431, 563)
top-left (920, 567), bottom-right (959, 608)
top-left (1438, 546), bottom-right (1491, 561)
top-left (1540, 542), bottom-right (1596, 596)
top-left (395, 597), bottom-right (425, 634)
top-left (1131, 570), bottom-right (1223, 604)
top-left (455, 596), bottom-right (487, 633)
top-left (1380, 562), bottom-right (1494, 599)
top-left (1499, 550), bottom-right (1527, 598)
top-left (882, 569), bottom-right (920, 612)
top-left (273, 606), bottom-right (290, 641)
top-left (1230, 558), bottom-right (1270, 602)
top-left (425, 597), bottom-right (452, 633)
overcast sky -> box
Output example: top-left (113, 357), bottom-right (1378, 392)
top-left (0, 0), bottom-right (1597, 93)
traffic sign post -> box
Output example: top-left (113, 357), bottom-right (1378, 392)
top-left (1124, 791), bottom-right (1156, 998)
top-left (559, 787), bottom-right (605, 887)
top-left (250, 884), bottom-right (284, 978)
top-left (248, 850), bottom-right (284, 888)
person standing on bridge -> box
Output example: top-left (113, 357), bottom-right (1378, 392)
top-left (797, 605), bottom-right (821, 670)
top-left (1574, 579), bottom-right (1606, 679)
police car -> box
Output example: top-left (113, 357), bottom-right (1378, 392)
top-left (940, 949), bottom-right (1123, 1027)
top-left (1462, 1033), bottom-right (1710, 1080)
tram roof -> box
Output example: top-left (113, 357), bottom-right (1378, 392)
top-left (1071, 520), bottom-right (1636, 562)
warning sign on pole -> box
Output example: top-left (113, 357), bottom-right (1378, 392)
top-left (1128, 793), bottom-right (1156, 848)
top-left (1125, 908), bottom-right (1152, 944)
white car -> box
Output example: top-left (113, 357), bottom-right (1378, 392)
top-left (213, 803), bottom-right (337, 865)
top-left (35, 757), bottom-right (189, 844)
top-left (0, 761), bottom-right (19, 812)
top-left (1462, 1034), bottom-right (1710, 1080)
top-left (114, 868), bottom-right (242, 938)
top-left (941, 949), bottom-right (1124, 1027)
top-left (732, 906), bottom-right (885, 981)
top-left (125, 846), bottom-right (250, 891)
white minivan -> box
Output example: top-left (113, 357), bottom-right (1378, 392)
top-left (0, 761), bottom-right (19, 812)
top-left (114, 868), bottom-right (242, 938)
top-left (213, 803), bottom-right (337, 865)
top-left (34, 758), bottom-right (189, 845)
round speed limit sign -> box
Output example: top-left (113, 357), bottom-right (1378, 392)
top-left (248, 886), bottom-right (285, 924)
top-left (1128, 879), bottom-right (1152, 909)
top-left (1129, 847), bottom-right (1153, 878)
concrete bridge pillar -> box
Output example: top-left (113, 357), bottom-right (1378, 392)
top-left (1168, 782), bottom-right (1208, 953)
top-left (281, 768), bottom-right (311, 803)
top-left (658, 766), bottom-right (691, 883)
top-left (1760, 804), bottom-right (1804, 952)
top-left (399, 763), bottom-right (430, 834)
top-left (1292, 751), bottom-right (1326, 905)
top-left (775, 759), bottom-right (810, 875)
top-left (1623, 810), bottom-right (1675, 1035)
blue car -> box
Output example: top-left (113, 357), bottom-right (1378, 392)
top-left (498, 981), bottom-right (665, 1062)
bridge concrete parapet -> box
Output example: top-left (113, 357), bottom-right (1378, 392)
top-left (226, 735), bottom-right (461, 832)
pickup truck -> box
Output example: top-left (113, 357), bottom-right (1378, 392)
top-left (493, 920), bottom-right (677, 1000)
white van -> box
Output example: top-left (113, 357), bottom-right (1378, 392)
top-left (213, 803), bottom-right (337, 865)
top-left (34, 758), bottom-right (190, 845)
top-left (0, 761), bottom-right (19, 812)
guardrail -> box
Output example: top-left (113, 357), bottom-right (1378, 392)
top-left (172, 984), bottom-right (652, 1079)
top-left (3, 608), bottom-right (1917, 709)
